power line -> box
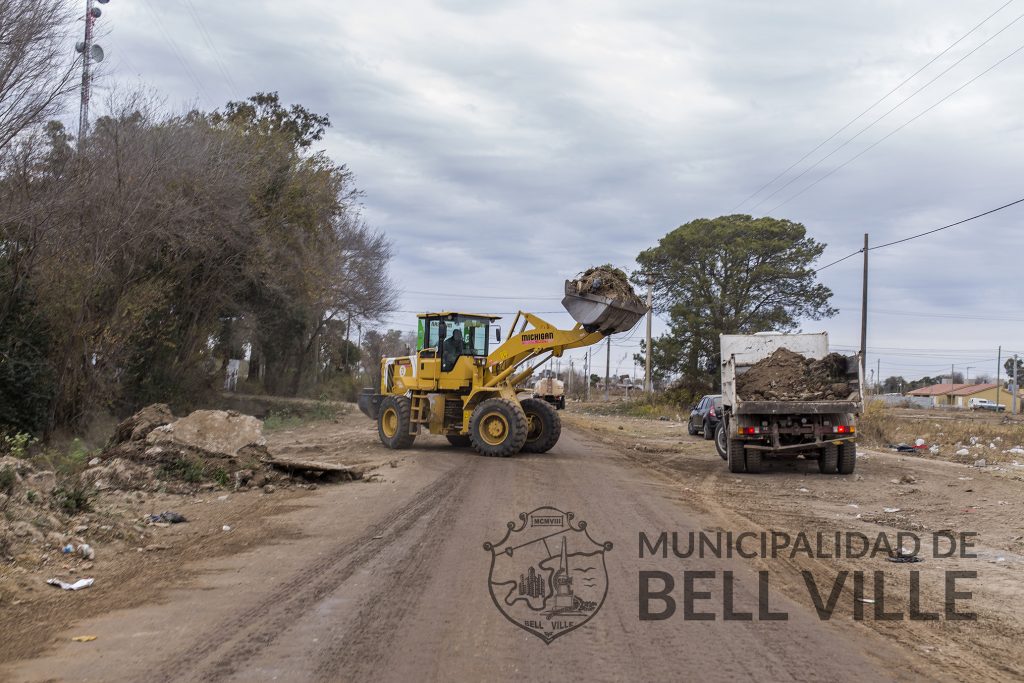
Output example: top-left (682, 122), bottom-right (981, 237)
top-left (815, 195), bottom-right (1024, 273)
top-left (815, 249), bottom-right (863, 272)
top-left (400, 289), bottom-right (562, 301)
top-left (141, 0), bottom-right (212, 106)
top-left (182, 0), bottom-right (240, 100)
top-left (753, 8), bottom-right (1024, 212)
top-left (734, 0), bottom-right (1018, 211)
top-left (768, 40), bottom-right (1024, 213)
top-left (870, 197), bottom-right (1024, 249)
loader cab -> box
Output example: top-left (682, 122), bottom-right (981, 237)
top-left (417, 312), bottom-right (501, 373)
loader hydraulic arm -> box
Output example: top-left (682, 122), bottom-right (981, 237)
top-left (485, 311), bottom-right (604, 388)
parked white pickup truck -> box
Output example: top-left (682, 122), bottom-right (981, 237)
top-left (968, 398), bottom-right (1006, 412)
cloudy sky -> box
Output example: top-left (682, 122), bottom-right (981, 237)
top-left (92, 0), bottom-right (1024, 383)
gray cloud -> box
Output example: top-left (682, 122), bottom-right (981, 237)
top-left (94, 0), bottom-right (1024, 379)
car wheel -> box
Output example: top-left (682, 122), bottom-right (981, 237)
top-left (715, 423), bottom-right (727, 460)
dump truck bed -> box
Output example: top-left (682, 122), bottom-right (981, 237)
top-left (720, 333), bottom-right (863, 414)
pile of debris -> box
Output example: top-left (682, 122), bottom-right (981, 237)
top-left (737, 348), bottom-right (853, 401)
top-left (569, 265), bottom-right (645, 309)
top-left (92, 404), bottom-right (271, 493)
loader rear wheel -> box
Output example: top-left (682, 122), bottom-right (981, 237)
top-left (446, 434), bottom-right (472, 448)
top-left (377, 396), bottom-right (416, 449)
top-left (470, 398), bottom-right (528, 457)
top-left (837, 441), bottom-right (857, 474)
top-left (818, 444), bottom-right (838, 474)
top-left (727, 439), bottom-right (746, 473)
top-left (521, 398), bottom-right (561, 453)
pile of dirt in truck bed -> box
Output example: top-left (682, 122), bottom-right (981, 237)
top-left (569, 265), bottom-right (645, 309)
top-left (736, 348), bottom-right (853, 401)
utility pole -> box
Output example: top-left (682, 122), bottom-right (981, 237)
top-left (568, 359), bottom-right (573, 397)
top-left (876, 358), bottom-right (881, 393)
top-left (951, 364), bottom-right (955, 386)
top-left (859, 234), bottom-right (868, 389)
top-left (605, 337), bottom-right (611, 401)
top-left (1014, 354), bottom-right (1019, 415)
top-left (586, 349), bottom-right (591, 402)
top-left (996, 346), bottom-right (1001, 411)
top-left (645, 276), bottom-right (653, 394)
top-left (343, 313), bottom-right (352, 373)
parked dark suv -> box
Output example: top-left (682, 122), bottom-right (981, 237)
top-left (687, 394), bottom-right (722, 440)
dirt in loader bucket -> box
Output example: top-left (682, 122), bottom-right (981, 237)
top-left (562, 264), bottom-right (647, 334)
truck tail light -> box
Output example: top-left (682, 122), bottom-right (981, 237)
top-left (835, 425), bottom-right (855, 434)
top-left (739, 426), bottom-right (760, 435)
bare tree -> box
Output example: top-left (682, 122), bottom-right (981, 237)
top-left (0, 0), bottom-right (78, 151)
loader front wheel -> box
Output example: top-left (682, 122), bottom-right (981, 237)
top-left (377, 396), bottom-right (416, 449)
top-left (470, 398), bottom-right (528, 457)
top-left (521, 398), bottom-right (561, 453)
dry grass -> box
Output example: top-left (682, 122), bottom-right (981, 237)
top-left (858, 401), bottom-right (1024, 463)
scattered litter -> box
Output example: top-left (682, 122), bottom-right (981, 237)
top-left (973, 459), bottom-right (987, 468)
top-left (969, 436), bottom-right (980, 446)
top-left (1008, 447), bottom-right (1024, 455)
top-left (888, 550), bottom-right (923, 564)
top-left (957, 476), bottom-right (973, 481)
top-left (857, 598), bottom-right (875, 604)
top-left (797, 487), bottom-right (809, 493)
top-left (78, 544), bottom-right (95, 561)
top-left (88, 457), bottom-right (101, 467)
top-left (847, 503), bottom-right (860, 508)
top-left (71, 635), bottom-right (97, 642)
top-left (994, 557), bottom-right (1006, 563)
top-left (47, 578), bottom-right (94, 591)
top-left (61, 543), bottom-right (74, 554)
top-left (217, 495), bottom-right (229, 501)
top-left (883, 507), bottom-right (902, 513)
top-left (143, 544), bottom-right (170, 552)
top-left (146, 512), bottom-right (187, 524)
top-left (372, 535), bottom-right (384, 540)
top-left (222, 525), bottom-right (231, 532)
top-left (914, 438), bottom-right (926, 447)
top-left (955, 449), bottom-right (969, 457)
top-left (929, 445), bottom-right (940, 455)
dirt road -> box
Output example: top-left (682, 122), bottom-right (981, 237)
top-left (4, 417), bottom-right (1020, 682)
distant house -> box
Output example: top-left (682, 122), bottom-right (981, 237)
top-left (949, 383), bottom-right (1024, 409)
top-left (906, 383), bottom-right (972, 407)
top-left (907, 382), bottom-right (1024, 409)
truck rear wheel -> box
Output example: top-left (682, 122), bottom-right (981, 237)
top-left (727, 439), bottom-right (746, 473)
top-left (378, 396), bottom-right (416, 449)
top-left (470, 398), bottom-right (528, 457)
top-left (818, 444), bottom-right (838, 474)
top-left (745, 447), bottom-right (762, 474)
top-left (837, 441), bottom-right (857, 474)
top-left (446, 434), bottom-right (472, 447)
top-left (520, 398), bottom-right (561, 453)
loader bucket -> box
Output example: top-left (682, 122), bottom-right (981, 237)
top-left (561, 280), bottom-right (647, 334)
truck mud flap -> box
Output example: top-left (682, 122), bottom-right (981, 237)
top-left (357, 389), bottom-right (384, 420)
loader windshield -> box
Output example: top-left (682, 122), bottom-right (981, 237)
top-left (418, 314), bottom-right (492, 371)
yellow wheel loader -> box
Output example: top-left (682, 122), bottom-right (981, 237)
top-left (357, 280), bottom-right (646, 456)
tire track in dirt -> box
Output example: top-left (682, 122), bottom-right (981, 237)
top-left (310, 458), bottom-right (472, 681)
top-left (151, 460), bottom-right (474, 683)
